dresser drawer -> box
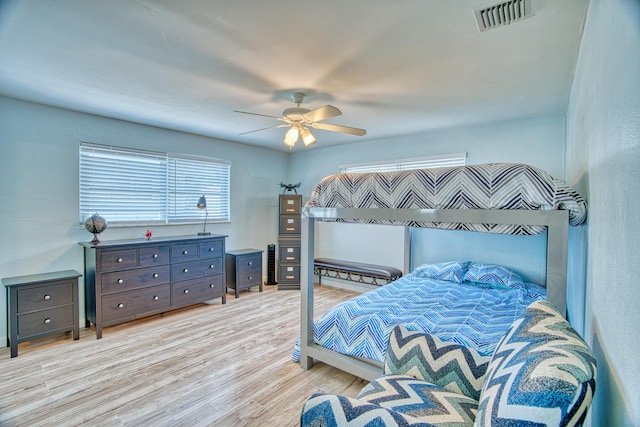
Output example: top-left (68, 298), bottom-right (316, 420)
top-left (279, 215), bottom-right (301, 234)
top-left (100, 249), bottom-right (137, 272)
top-left (279, 265), bottom-right (300, 282)
top-left (18, 305), bottom-right (74, 338)
top-left (236, 253), bottom-right (261, 273)
top-left (199, 240), bottom-right (224, 259)
top-left (171, 258), bottom-right (223, 281)
top-left (139, 245), bottom-right (170, 266)
top-left (17, 281), bottom-right (73, 313)
top-left (173, 274), bottom-right (224, 306)
top-left (101, 284), bottom-right (171, 323)
top-left (101, 265), bottom-right (170, 294)
top-left (171, 243), bottom-right (199, 262)
top-left (279, 245), bottom-right (300, 263)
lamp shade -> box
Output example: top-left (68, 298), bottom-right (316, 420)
top-left (300, 127), bottom-right (316, 146)
top-left (197, 195), bottom-right (207, 209)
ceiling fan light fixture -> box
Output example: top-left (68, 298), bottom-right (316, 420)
top-left (300, 127), bottom-right (316, 146)
top-left (284, 125), bottom-right (299, 147)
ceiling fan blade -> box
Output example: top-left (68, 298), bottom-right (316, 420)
top-left (238, 124), bottom-right (289, 135)
top-left (234, 110), bottom-right (288, 122)
top-left (303, 105), bottom-right (342, 123)
top-left (311, 122), bottom-right (366, 136)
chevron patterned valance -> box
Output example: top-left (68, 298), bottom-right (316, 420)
top-left (306, 163), bottom-right (587, 235)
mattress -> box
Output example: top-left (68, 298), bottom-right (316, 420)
top-left (293, 262), bottom-right (546, 363)
top-left (305, 163), bottom-right (587, 235)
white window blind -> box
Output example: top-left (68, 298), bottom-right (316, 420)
top-left (79, 143), bottom-right (231, 226)
top-left (339, 152), bottom-right (466, 173)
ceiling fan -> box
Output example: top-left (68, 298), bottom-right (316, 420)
top-left (234, 92), bottom-right (366, 148)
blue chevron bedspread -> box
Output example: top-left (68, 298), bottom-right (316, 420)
top-left (293, 262), bottom-right (546, 363)
top-left (305, 163), bottom-right (587, 235)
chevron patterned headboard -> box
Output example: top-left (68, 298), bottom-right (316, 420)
top-left (306, 163), bottom-right (587, 235)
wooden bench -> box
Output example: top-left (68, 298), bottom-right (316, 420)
top-left (314, 258), bottom-right (403, 286)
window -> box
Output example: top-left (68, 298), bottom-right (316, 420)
top-left (339, 152), bottom-right (466, 173)
top-left (79, 143), bottom-right (230, 226)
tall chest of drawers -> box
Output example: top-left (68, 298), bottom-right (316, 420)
top-left (278, 194), bottom-right (302, 290)
top-left (81, 234), bottom-right (226, 338)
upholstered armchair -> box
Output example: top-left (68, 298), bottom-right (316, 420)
top-left (301, 300), bottom-right (597, 426)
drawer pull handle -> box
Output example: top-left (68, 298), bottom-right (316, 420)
top-left (182, 250), bottom-right (189, 255)
top-left (153, 254), bottom-right (159, 258)
top-left (248, 261), bottom-right (253, 266)
top-left (44, 318), bottom-right (51, 325)
top-left (210, 264), bottom-right (214, 269)
top-left (118, 303), bottom-right (124, 309)
top-left (153, 296), bottom-right (159, 301)
top-left (153, 273), bottom-right (159, 278)
top-left (183, 289), bottom-right (189, 294)
top-left (183, 268), bottom-right (188, 273)
top-left (248, 276), bottom-right (253, 280)
top-left (209, 247), bottom-right (215, 252)
top-left (286, 257), bottom-right (294, 260)
top-left (286, 275), bottom-right (295, 279)
top-left (209, 283), bottom-right (215, 288)
top-left (117, 258), bottom-right (123, 263)
top-left (43, 294), bottom-right (51, 301)
top-left (118, 279), bottom-right (124, 284)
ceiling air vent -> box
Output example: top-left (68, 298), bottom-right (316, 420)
top-left (474, 0), bottom-right (532, 32)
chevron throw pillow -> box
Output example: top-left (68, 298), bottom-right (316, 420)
top-left (384, 325), bottom-right (491, 400)
top-left (475, 300), bottom-right (597, 426)
top-left (357, 374), bottom-right (477, 426)
top-left (301, 392), bottom-right (429, 426)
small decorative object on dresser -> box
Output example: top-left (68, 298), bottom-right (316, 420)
top-left (196, 195), bottom-right (211, 236)
top-left (226, 249), bottom-right (263, 298)
top-left (80, 234), bottom-right (227, 339)
top-left (84, 213), bottom-right (107, 243)
top-left (3, 270), bottom-right (82, 357)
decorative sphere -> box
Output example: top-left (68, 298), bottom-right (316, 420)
top-left (85, 213), bottom-right (107, 237)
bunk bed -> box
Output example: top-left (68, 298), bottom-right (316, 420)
top-left (298, 163), bottom-right (587, 381)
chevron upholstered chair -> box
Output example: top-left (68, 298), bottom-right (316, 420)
top-left (300, 300), bottom-right (597, 426)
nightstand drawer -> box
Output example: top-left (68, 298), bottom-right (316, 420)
top-left (172, 275), bottom-right (224, 306)
top-left (237, 253), bottom-right (261, 273)
top-left (18, 305), bottom-right (74, 338)
top-left (139, 245), bottom-right (170, 266)
top-left (100, 249), bottom-right (137, 272)
top-left (101, 284), bottom-right (171, 323)
top-left (17, 281), bottom-right (73, 313)
top-left (236, 269), bottom-right (261, 288)
top-left (101, 265), bottom-right (170, 294)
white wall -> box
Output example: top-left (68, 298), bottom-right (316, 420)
top-left (289, 114), bottom-right (569, 288)
top-left (0, 96), bottom-right (289, 344)
top-left (566, 0), bottom-right (640, 424)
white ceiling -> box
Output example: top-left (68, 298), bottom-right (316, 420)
top-left (0, 0), bottom-right (589, 152)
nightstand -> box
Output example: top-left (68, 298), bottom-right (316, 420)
top-left (3, 270), bottom-right (81, 357)
top-left (225, 249), bottom-right (263, 298)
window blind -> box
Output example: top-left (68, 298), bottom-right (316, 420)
top-left (339, 152), bottom-right (466, 173)
top-left (79, 143), bottom-right (231, 226)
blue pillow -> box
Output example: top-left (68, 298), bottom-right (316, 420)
top-left (463, 262), bottom-right (525, 288)
top-left (413, 261), bottom-right (470, 283)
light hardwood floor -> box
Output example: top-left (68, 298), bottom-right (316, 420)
top-left (0, 284), bottom-right (367, 427)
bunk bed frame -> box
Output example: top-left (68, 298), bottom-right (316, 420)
top-left (299, 207), bottom-right (569, 381)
